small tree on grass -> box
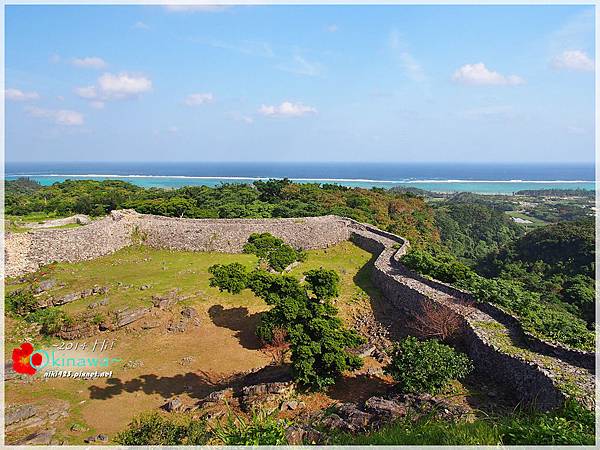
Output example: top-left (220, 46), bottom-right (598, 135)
top-left (386, 336), bottom-right (473, 395)
top-left (208, 263), bottom-right (249, 294)
top-left (208, 264), bottom-right (365, 390)
top-left (243, 232), bottom-right (305, 272)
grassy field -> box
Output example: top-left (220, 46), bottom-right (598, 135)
top-left (504, 210), bottom-right (548, 229)
top-left (5, 241), bottom-right (379, 444)
top-left (5, 212), bottom-right (86, 233)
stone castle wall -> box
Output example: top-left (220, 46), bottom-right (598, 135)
top-left (4, 210), bottom-right (593, 409)
top-left (4, 210), bottom-right (352, 278)
top-left (346, 222), bottom-right (593, 410)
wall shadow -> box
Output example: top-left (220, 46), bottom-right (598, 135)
top-left (352, 253), bottom-right (411, 341)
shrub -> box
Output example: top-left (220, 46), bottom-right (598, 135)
top-left (6, 289), bottom-right (38, 316)
top-left (243, 232), bottom-right (303, 272)
top-left (386, 337), bottom-right (473, 394)
top-left (115, 412), bottom-right (209, 445)
top-left (208, 263), bottom-right (249, 294)
top-left (304, 268), bottom-right (340, 300)
top-left (92, 313), bottom-right (105, 325)
top-left (267, 245), bottom-right (299, 272)
top-left (212, 410), bottom-right (288, 445)
top-left (27, 308), bottom-right (72, 335)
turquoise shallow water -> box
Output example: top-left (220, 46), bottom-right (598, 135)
top-left (4, 175), bottom-right (595, 195)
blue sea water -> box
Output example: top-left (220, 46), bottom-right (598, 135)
top-left (4, 162), bottom-right (596, 194)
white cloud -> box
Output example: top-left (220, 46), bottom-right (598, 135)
top-left (551, 50), bottom-right (594, 72)
top-left (164, 5), bottom-right (230, 13)
top-left (133, 21), bottom-right (150, 30)
top-left (26, 106), bottom-right (84, 126)
top-left (74, 73), bottom-right (152, 104)
top-left (5, 88), bottom-right (39, 101)
top-left (98, 72), bottom-right (152, 99)
top-left (71, 56), bottom-right (108, 69)
top-left (326, 24), bottom-right (339, 33)
top-left (452, 63), bottom-right (524, 86)
top-left (167, 126), bottom-right (179, 133)
top-left (277, 55), bottom-right (321, 77)
top-left (259, 101), bottom-right (317, 117)
top-left (184, 92), bottom-right (214, 106)
top-left (74, 85), bottom-right (98, 99)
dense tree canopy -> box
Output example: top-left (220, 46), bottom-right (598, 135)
top-left (433, 203), bottom-right (523, 262)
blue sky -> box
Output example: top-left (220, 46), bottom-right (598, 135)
top-left (5, 4), bottom-right (596, 163)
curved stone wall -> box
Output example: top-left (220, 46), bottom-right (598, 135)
top-left (346, 221), bottom-right (594, 410)
top-left (4, 210), bottom-right (594, 409)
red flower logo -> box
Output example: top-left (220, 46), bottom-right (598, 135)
top-left (12, 343), bottom-right (42, 375)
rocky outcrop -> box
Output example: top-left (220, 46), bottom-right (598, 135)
top-left (5, 401), bottom-right (70, 445)
top-left (240, 381), bottom-right (296, 412)
top-left (115, 307), bottom-right (152, 328)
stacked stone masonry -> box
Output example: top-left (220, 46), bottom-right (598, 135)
top-left (4, 210), bottom-right (594, 410)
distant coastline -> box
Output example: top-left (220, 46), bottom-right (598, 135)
top-left (4, 162), bottom-right (595, 195)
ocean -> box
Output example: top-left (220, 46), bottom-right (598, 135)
top-left (4, 162), bottom-right (596, 195)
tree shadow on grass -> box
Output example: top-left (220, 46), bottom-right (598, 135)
top-left (328, 373), bottom-right (395, 404)
top-left (88, 364), bottom-right (292, 401)
top-left (207, 305), bottom-right (264, 350)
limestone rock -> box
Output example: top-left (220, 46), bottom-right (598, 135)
top-left (285, 425), bottom-right (324, 445)
top-left (92, 285), bottom-right (109, 295)
top-left (6, 404), bottom-right (38, 426)
top-left (163, 397), bottom-right (183, 412)
top-left (53, 292), bottom-right (80, 306)
top-left (34, 279), bottom-right (56, 293)
top-left (151, 289), bottom-right (180, 310)
top-left (240, 381), bottom-right (295, 412)
top-left (336, 402), bottom-right (373, 430)
top-left (181, 307), bottom-right (198, 319)
top-left (116, 307), bottom-right (151, 328)
top-left (364, 396), bottom-right (407, 420)
top-left (14, 428), bottom-right (55, 445)
top-left (88, 298), bottom-right (109, 309)
top-left (167, 320), bottom-right (188, 333)
top-left (320, 413), bottom-right (352, 432)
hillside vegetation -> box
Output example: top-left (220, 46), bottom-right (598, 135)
top-left (5, 178), bottom-right (438, 248)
